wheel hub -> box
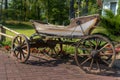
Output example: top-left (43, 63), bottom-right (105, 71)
top-left (91, 50), bottom-right (99, 58)
top-left (14, 45), bottom-right (22, 51)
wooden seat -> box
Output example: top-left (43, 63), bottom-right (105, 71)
top-left (31, 14), bottom-right (99, 37)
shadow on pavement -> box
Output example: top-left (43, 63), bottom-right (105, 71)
top-left (25, 54), bottom-right (120, 78)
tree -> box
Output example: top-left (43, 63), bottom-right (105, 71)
top-left (4, 0), bottom-right (101, 24)
top-left (0, 0), bottom-right (3, 23)
top-left (70, 0), bottom-right (75, 19)
top-left (8, 0), bottom-right (23, 20)
top-left (117, 0), bottom-right (120, 14)
top-left (4, 0), bottom-right (8, 18)
top-left (47, 0), bottom-right (69, 25)
top-left (97, 0), bottom-right (102, 8)
top-left (100, 9), bottom-right (120, 36)
top-left (85, 0), bottom-right (89, 14)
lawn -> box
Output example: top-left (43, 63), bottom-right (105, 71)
top-left (5, 20), bottom-right (35, 36)
top-left (0, 20), bottom-right (35, 46)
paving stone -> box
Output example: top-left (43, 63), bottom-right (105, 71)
top-left (0, 49), bottom-right (119, 80)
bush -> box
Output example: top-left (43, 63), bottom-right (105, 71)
top-left (0, 41), bottom-right (11, 46)
top-left (100, 9), bottom-right (120, 36)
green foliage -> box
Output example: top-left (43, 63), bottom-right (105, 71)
top-left (1, 0), bottom-right (100, 25)
top-left (0, 41), bottom-right (11, 46)
top-left (117, 0), bottom-right (120, 14)
top-left (74, 0), bottom-right (99, 16)
top-left (100, 9), bottom-right (120, 36)
top-left (47, 0), bottom-right (69, 25)
top-left (2, 0), bottom-right (70, 25)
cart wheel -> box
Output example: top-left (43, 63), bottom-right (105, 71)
top-left (44, 39), bottom-right (72, 58)
top-left (12, 34), bottom-right (30, 63)
top-left (56, 38), bottom-right (75, 59)
top-left (42, 45), bottom-right (60, 58)
top-left (75, 34), bottom-right (116, 73)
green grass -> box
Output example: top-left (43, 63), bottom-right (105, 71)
top-left (1, 20), bottom-right (35, 46)
top-left (5, 20), bottom-right (35, 36)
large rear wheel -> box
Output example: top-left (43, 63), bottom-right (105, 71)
top-left (75, 34), bottom-right (116, 73)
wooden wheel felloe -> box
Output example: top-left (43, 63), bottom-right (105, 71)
top-left (11, 34), bottom-right (30, 63)
top-left (75, 34), bottom-right (116, 73)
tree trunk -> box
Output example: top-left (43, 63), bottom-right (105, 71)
top-left (37, 6), bottom-right (40, 20)
top-left (19, 0), bottom-right (23, 22)
top-left (97, 0), bottom-right (102, 8)
top-left (97, 0), bottom-right (103, 15)
top-left (0, 0), bottom-right (3, 23)
top-left (4, 0), bottom-right (8, 9)
top-left (4, 0), bottom-right (8, 18)
top-left (70, 0), bottom-right (75, 19)
top-left (23, 0), bottom-right (27, 21)
top-left (85, 0), bottom-right (89, 15)
top-left (77, 0), bottom-right (81, 17)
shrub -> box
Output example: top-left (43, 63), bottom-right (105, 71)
top-left (100, 9), bottom-right (120, 36)
top-left (0, 41), bottom-right (11, 46)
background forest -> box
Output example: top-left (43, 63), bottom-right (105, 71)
top-left (0, 0), bottom-right (120, 44)
top-left (0, 0), bottom-right (100, 25)
top-left (1, 0), bottom-right (120, 39)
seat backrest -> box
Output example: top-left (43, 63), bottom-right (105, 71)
top-left (68, 14), bottom-right (100, 35)
top-left (69, 14), bottom-right (99, 28)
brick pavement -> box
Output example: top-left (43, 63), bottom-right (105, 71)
top-left (0, 49), bottom-right (120, 80)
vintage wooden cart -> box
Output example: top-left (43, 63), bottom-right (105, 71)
top-left (11, 14), bottom-right (116, 73)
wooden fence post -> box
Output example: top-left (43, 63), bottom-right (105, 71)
top-left (0, 24), bottom-right (6, 41)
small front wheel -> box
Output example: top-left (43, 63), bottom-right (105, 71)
top-left (11, 34), bottom-right (30, 63)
